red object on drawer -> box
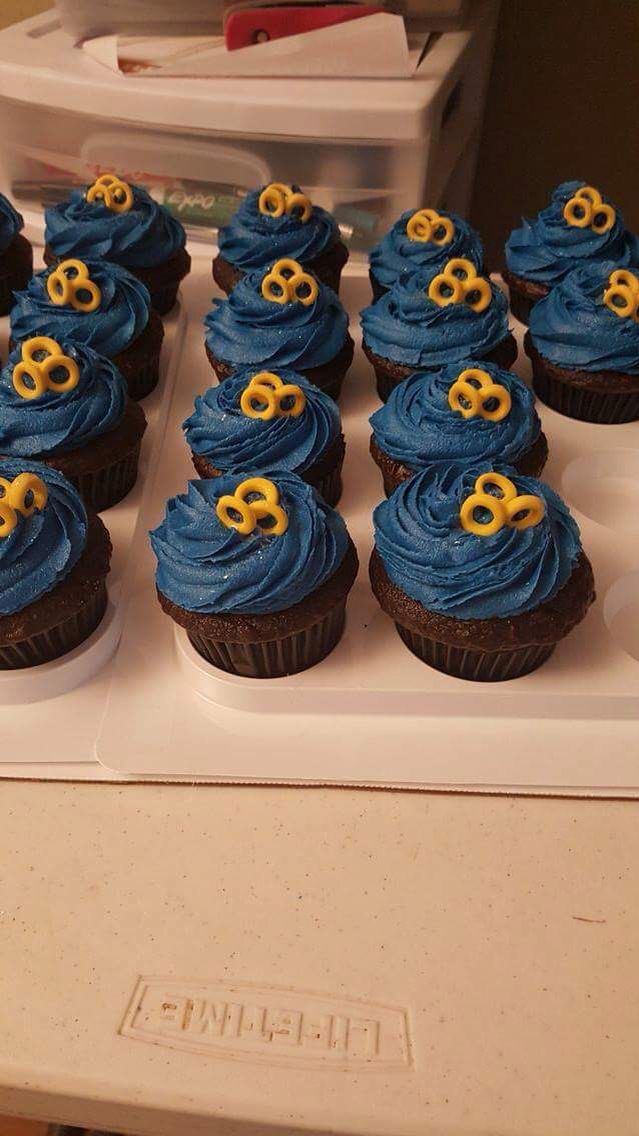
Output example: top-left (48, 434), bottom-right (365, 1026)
top-left (225, 5), bottom-right (384, 50)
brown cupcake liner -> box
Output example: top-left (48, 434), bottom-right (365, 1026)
top-left (394, 622), bottom-right (556, 681)
top-left (190, 431), bottom-right (345, 507)
top-left (63, 443), bottom-right (142, 512)
top-left (526, 335), bottom-right (639, 424)
top-left (205, 334), bottom-right (354, 403)
top-left (365, 335), bottom-right (519, 403)
top-left (0, 234), bottom-right (34, 317)
top-left (187, 599), bottom-right (347, 678)
top-left (502, 269), bottom-right (549, 326)
top-left (0, 581), bottom-right (108, 670)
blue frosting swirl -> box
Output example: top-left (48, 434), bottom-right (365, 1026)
top-left (373, 463), bottom-right (582, 620)
top-left (0, 457), bottom-right (87, 616)
top-left (370, 360), bottom-right (541, 468)
top-left (150, 469), bottom-right (349, 615)
top-left (184, 369), bottom-right (341, 473)
top-left (0, 340), bottom-right (126, 457)
top-left (45, 184), bottom-right (186, 269)
top-left (0, 192), bottom-right (24, 256)
top-left (505, 179), bottom-right (639, 286)
top-left (369, 209), bottom-right (484, 291)
top-left (205, 270), bottom-right (349, 370)
top-left (10, 259), bottom-right (150, 358)
top-left (218, 187), bottom-right (338, 270)
top-left (361, 269), bottom-right (510, 368)
top-left (529, 261), bottom-right (639, 373)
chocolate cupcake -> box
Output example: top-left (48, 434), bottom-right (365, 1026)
top-left (213, 183), bottom-right (348, 296)
top-left (526, 262), bottom-right (639, 423)
top-left (205, 259), bottom-right (353, 401)
top-left (150, 470), bottom-right (358, 678)
top-left (504, 180), bottom-right (639, 324)
top-left (0, 193), bottom-right (33, 316)
top-left (184, 369), bottom-right (345, 506)
top-left (370, 464), bottom-right (595, 681)
top-left (44, 175), bottom-right (190, 315)
top-left (361, 260), bottom-right (517, 402)
top-left (369, 207), bottom-right (484, 301)
top-left (0, 458), bottom-right (111, 669)
top-left (10, 258), bottom-right (163, 401)
top-left (0, 337), bottom-right (146, 511)
top-left (370, 360), bottom-right (547, 496)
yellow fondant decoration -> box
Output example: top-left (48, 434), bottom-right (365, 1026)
top-left (0, 471), bottom-right (48, 537)
top-left (261, 258), bottom-right (319, 307)
top-left (258, 183), bottom-right (312, 224)
top-left (46, 260), bottom-right (101, 313)
top-left (460, 472), bottom-right (544, 537)
top-left (448, 367), bottom-right (512, 422)
top-left (603, 267), bottom-right (639, 323)
top-left (87, 173), bottom-right (133, 214)
top-left (12, 337), bottom-right (80, 401)
top-left (406, 208), bottom-right (454, 246)
top-left (216, 477), bottom-right (288, 537)
top-left (240, 372), bottom-right (306, 421)
top-left (428, 259), bottom-right (491, 313)
top-left (563, 185), bottom-right (616, 235)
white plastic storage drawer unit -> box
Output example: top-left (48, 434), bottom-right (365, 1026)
top-left (0, 2), bottom-right (498, 260)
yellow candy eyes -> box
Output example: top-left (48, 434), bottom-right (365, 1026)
top-left (261, 258), bottom-right (319, 306)
top-left (448, 367), bottom-right (512, 422)
top-left (459, 472), bottom-right (545, 537)
top-left (563, 185), bottom-right (616, 235)
top-left (46, 259), bottom-right (102, 313)
top-left (0, 472), bottom-right (49, 538)
top-left (240, 372), bottom-right (306, 421)
top-left (12, 337), bottom-right (80, 401)
top-left (406, 208), bottom-right (455, 246)
top-left (216, 477), bottom-right (288, 538)
top-left (428, 259), bottom-right (491, 313)
top-left (87, 173), bottom-right (133, 214)
top-left (603, 268), bottom-right (639, 323)
top-left (258, 183), bottom-right (312, 224)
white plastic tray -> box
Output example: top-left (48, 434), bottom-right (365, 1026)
top-left (94, 259), bottom-right (639, 792)
top-left (0, 269), bottom-right (186, 761)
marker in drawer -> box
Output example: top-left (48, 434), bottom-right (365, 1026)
top-left (225, 4), bottom-right (384, 49)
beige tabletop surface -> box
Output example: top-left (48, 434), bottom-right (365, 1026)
top-left (1, 782), bottom-right (638, 1136)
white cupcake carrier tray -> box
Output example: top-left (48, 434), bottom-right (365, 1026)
top-left (2, 252), bottom-right (638, 794)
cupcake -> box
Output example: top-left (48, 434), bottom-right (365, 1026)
top-left (0, 193), bottom-right (33, 316)
top-left (361, 259), bottom-right (517, 402)
top-left (44, 175), bottom-right (190, 316)
top-left (0, 337), bottom-right (146, 511)
top-left (204, 258), bottom-right (354, 401)
top-left (10, 258), bottom-right (164, 401)
top-left (369, 207), bottom-right (484, 301)
top-left (370, 360), bottom-right (547, 496)
top-left (370, 464), bottom-right (595, 681)
top-left (525, 262), bottom-right (639, 423)
top-left (213, 183), bottom-right (348, 296)
top-left (150, 470), bottom-right (358, 678)
top-left (504, 180), bottom-right (639, 324)
top-left (184, 369), bottom-right (345, 507)
top-left (0, 458), bottom-right (111, 668)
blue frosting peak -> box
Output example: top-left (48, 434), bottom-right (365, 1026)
top-left (370, 360), bottom-right (541, 468)
top-left (0, 457), bottom-right (87, 616)
top-left (10, 259), bottom-right (150, 358)
top-left (529, 260), bottom-right (639, 373)
top-left (373, 463), bottom-right (582, 620)
top-left (0, 192), bottom-right (24, 256)
top-left (361, 269), bottom-right (510, 368)
top-left (0, 340), bottom-right (126, 457)
top-left (150, 469), bottom-right (349, 615)
top-left (369, 209), bottom-right (484, 291)
top-left (45, 183), bottom-right (186, 269)
top-left (505, 179), bottom-right (639, 285)
top-left (184, 368), bottom-right (341, 473)
top-left (205, 269), bottom-right (349, 370)
top-left (218, 187), bottom-right (338, 270)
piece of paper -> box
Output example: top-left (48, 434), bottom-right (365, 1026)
top-left (82, 15), bottom-right (425, 79)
